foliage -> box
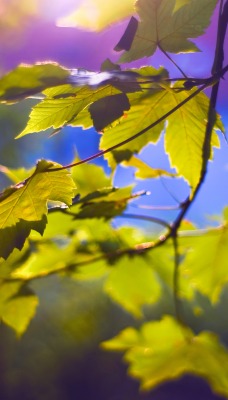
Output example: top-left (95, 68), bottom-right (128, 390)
top-left (103, 315), bottom-right (228, 397)
top-left (0, 0), bottom-right (228, 397)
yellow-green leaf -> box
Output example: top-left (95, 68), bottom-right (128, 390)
top-left (165, 88), bottom-right (220, 191)
top-left (0, 217), bottom-right (47, 260)
top-left (0, 282), bottom-right (38, 336)
top-left (100, 66), bottom-right (169, 167)
top-left (104, 256), bottom-right (161, 317)
top-left (173, 0), bottom-right (192, 13)
top-left (122, 155), bottom-right (176, 179)
top-left (68, 186), bottom-right (143, 220)
top-left (18, 85), bottom-right (120, 137)
top-left (0, 160), bottom-right (76, 258)
top-left (0, 160), bottom-right (75, 228)
top-left (71, 162), bottom-right (111, 197)
top-left (0, 63), bottom-right (69, 103)
top-left (0, 165), bottom-right (35, 184)
top-left (180, 210), bottom-right (228, 303)
top-left (119, 0), bottom-right (217, 63)
top-left (103, 315), bottom-right (228, 397)
top-left (12, 242), bottom-right (74, 280)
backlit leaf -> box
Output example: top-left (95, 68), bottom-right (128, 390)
top-left (100, 66), bottom-right (169, 167)
top-left (122, 155), bottom-right (176, 179)
top-left (118, 0), bottom-right (217, 63)
top-left (67, 186), bottom-right (144, 220)
top-left (104, 255), bottom-right (161, 317)
top-left (101, 77), bottom-right (221, 183)
top-left (71, 162), bottom-right (111, 197)
top-left (0, 160), bottom-right (76, 258)
top-left (0, 217), bottom-right (47, 260)
top-left (180, 209), bottom-right (228, 303)
top-left (12, 241), bottom-right (75, 280)
top-left (0, 165), bottom-right (35, 184)
top-left (103, 315), bottom-right (228, 397)
top-left (165, 88), bottom-right (220, 191)
top-left (0, 282), bottom-right (38, 336)
top-left (0, 63), bottom-right (69, 103)
top-left (18, 85), bottom-right (120, 137)
top-left (173, 0), bottom-right (192, 12)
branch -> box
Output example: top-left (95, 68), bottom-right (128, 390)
top-left (118, 213), bottom-right (171, 229)
top-left (168, 0), bottom-right (228, 237)
top-left (7, 231), bottom-right (171, 283)
top-left (172, 233), bottom-right (182, 323)
top-left (49, 63), bottom-right (228, 174)
top-left (166, 0), bottom-right (228, 321)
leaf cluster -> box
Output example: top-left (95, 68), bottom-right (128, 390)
top-left (0, 0), bottom-right (228, 397)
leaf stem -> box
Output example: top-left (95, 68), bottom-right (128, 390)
top-left (158, 46), bottom-right (188, 78)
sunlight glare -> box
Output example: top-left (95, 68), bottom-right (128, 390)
top-left (38, 0), bottom-right (83, 20)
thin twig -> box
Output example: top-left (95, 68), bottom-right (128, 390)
top-left (8, 232), bottom-right (171, 283)
top-left (159, 46), bottom-right (188, 78)
top-left (160, 176), bottom-right (181, 204)
top-left (118, 213), bottom-right (171, 229)
top-left (130, 203), bottom-right (180, 211)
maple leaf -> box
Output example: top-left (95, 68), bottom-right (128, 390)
top-left (118, 0), bottom-right (217, 62)
top-left (0, 160), bottom-right (76, 258)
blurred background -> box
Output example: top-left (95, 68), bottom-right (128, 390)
top-left (0, 1), bottom-right (228, 399)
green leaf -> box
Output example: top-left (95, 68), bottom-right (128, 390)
top-left (68, 186), bottom-right (143, 220)
top-left (0, 282), bottom-right (38, 336)
top-left (165, 88), bottom-right (220, 191)
top-left (0, 217), bottom-right (47, 260)
top-left (122, 155), bottom-right (176, 179)
top-left (11, 221), bottom-right (143, 281)
top-left (104, 255), bottom-right (161, 317)
top-left (11, 241), bottom-right (75, 280)
top-left (0, 63), bottom-right (70, 103)
top-left (18, 85), bottom-right (120, 137)
top-left (100, 66), bottom-right (169, 167)
top-left (146, 239), bottom-right (195, 301)
top-left (57, 0), bottom-right (135, 31)
top-left (100, 59), bottom-right (121, 72)
top-left (71, 162), bottom-right (112, 197)
top-left (0, 160), bottom-right (75, 227)
top-left (103, 316), bottom-right (228, 397)
top-left (89, 94), bottom-right (130, 131)
top-left (173, 0), bottom-right (192, 12)
top-left (0, 165), bottom-right (35, 184)
top-left (118, 0), bottom-right (217, 63)
top-left (100, 76), bottom-right (221, 183)
top-left (0, 160), bottom-right (76, 258)
top-left (180, 210), bottom-right (228, 303)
